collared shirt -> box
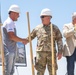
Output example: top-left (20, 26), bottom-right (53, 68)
top-left (27, 24), bottom-right (63, 53)
top-left (2, 17), bottom-right (17, 53)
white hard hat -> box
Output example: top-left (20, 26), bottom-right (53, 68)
top-left (40, 8), bottom-right (52, 17)
top-left (8, 5), bottom-right (20, 13)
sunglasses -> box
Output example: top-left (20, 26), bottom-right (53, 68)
top-left (40, 16), bottom-right (51, 18)
top-left (40, 16), bottom-right (45, 18)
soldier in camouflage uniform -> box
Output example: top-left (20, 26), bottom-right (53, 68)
top-left (26, 8), bottom-right (63, 75)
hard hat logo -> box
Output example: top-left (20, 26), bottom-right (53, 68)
top-left (8, 5), bottom-right (20, 14)
top-left (40, 8), bottom-right (52, 17)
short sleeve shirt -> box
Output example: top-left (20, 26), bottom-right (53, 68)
top-left (2, 17), bottom-right (17, 53)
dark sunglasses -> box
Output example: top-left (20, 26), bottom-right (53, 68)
top-left (40, 16), bottom-right (51, 18)
top-left (40, 16), bottom-right (45, 18)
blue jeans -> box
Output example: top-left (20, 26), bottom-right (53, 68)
top-left (5, 52), bottom-right (16, 75)
top-left (66, 48), bottom-right (76, 75)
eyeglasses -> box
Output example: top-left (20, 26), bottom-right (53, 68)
top-left (40, 16), bottom-right (45, 18)
top-left (40, 16), bottom-right (51, 18)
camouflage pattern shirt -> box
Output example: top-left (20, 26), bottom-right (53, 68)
top-left (27, 24), bottom-right (63, 54)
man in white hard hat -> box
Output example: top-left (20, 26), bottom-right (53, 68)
top-left (2, 5), bottom-right (27, 75)
top-left (26, 8), bottom-right (63, 75)
top-left (63, 12), bottom-right (76, 75)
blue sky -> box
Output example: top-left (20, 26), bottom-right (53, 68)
top-left (1, 0), bottom-right (76, 75)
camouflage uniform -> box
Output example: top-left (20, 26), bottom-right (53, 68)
top-left (27, 24), bottom-right (63, 75)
